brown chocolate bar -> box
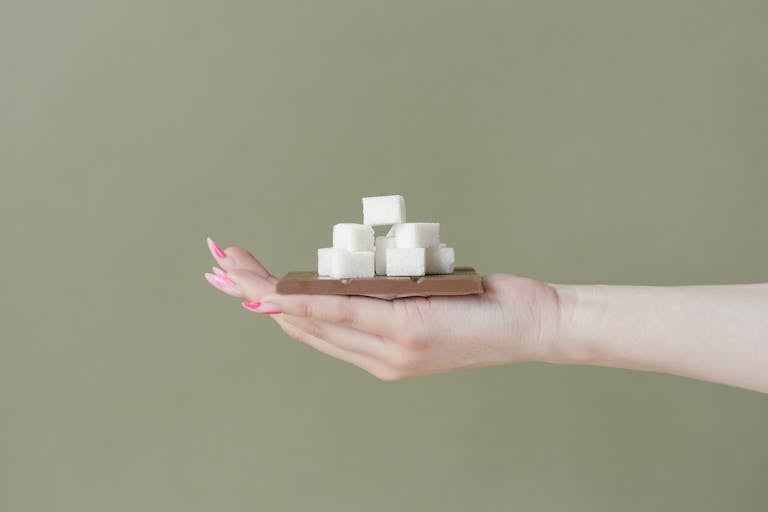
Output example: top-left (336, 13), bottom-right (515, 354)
top-left (276, 267), bottom-right (484, 299)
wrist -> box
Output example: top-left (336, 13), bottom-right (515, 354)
top-left (546, 283), bottom-right (605, 366)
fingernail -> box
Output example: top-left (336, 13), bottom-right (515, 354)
top-left (242, 301), bottom-right (262, 311)
top-left (207, 237), bottom-right (227, 260)
top-left (205, 273), bottom-right (226, 290)
top-left (205, 273), bottom-right (244, 298)
top-left (241, 301), bottom-right (281, 314)
top-left (212, 266), bottom-right (227, 277)
top-left (213, 272), bottom-right (236, 287)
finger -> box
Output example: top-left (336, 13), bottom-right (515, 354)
top-left (279, 314), bottom-right (389, 359)
top-left (272, 316), bottom-right (376, 372)
top-left (206, 237), bottom-right (277, 282)
top-left (224, 247), bottom-right (278, 282)
top-left (261, 293), bottom-right (400, 338)
top-left (204, 272), bottom-right (246, 298)
top-left (227, 269), bottom-right (277, 301)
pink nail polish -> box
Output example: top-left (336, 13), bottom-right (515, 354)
top-left (205, 273), bottom-right (225, 290)
top-left (207, 237), bottom-right (227, 260)
top-left (205, 273), bottom-right (245, 298)
top-left (205, 273), bottom-right (233, 288)
top-left (241, 301), bottom-right (281, 314)
top-left (214, 273), bottom-right (236, 286)
top-left (242, 301), bottom-right (262, 312)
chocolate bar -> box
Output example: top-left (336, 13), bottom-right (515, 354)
top-left (276, 267), bottom-right (483, 300)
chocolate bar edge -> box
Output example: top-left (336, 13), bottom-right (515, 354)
top-left (276, 267), bottom-right (484, 297)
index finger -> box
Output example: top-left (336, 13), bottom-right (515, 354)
top-left (262, 293), bottom-right (400, 338)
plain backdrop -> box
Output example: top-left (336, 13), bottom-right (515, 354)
top-left (1, 1), bottom-right (767, 510)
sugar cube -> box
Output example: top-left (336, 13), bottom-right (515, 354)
top-left (374, 236), bottom-right (394, 275)
top-left (392, 222), bottom-right (440, 249)
top-left (426, 246), bottom-right (455, 274)
top-left (386, 247), bottom-right (425, 276)
top-left (317, 247), bottom-right (344, 276)
top-left (329, 250), bottom-right (374, 279)
top-left (362, 195), bottom-right (406, 226)
top-left (333, 223), bottom-right (374, 251)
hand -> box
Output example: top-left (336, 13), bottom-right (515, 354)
top-left (204, 238), bottom-right (564, 381)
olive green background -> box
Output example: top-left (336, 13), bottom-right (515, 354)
top-left (2, 1), bottom-right (767, 510)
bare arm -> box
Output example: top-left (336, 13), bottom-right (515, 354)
top-left (552, 283), bottom-right (768, 393)
top-left (205, 238), bottom-right (768, 393)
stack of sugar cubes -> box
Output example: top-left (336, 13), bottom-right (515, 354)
top-left (317, 195), bottom-right (455, 279)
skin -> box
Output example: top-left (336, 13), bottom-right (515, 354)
top-left (207, 243), bottom-right (768, 393)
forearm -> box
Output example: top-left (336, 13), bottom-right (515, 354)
top-left (549, 282), bottom-right (768, 393)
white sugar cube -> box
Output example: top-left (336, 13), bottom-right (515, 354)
top-left (374, 236), bottom-right (394, 275)
top-left (362, 195), bottom-right (406, 226)
top-left (386, 247), bottom-right (425, 277)
top-left (333, 223), bottom-right (374, 251)
top-left (329, 250), bottom-right (374, 279)
top-left (392, 222), bottom-right (440, 248)
top-left (318, 247), bottom-right (350, 276)
top-left (317, 247), bottom-right (336, 276)
top-left (426, 246), bottom-right (455, 274)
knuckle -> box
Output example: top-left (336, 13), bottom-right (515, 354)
top-left (395, 330), bottom-right (429, 351)
top-left (299, 301), bottom-right (313, 318)
top-left (334, 298), bottom-right (357, 325)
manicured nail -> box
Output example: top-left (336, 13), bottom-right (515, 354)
top-left (204, 273), bottom-right (244, 298)
top-left (212, 266), bottom-right (227, 277)
top-left (241, 301), bottom-right (281, 314)
top-left (242, 301), bottom-right (262, 311)
top-left (207, 237), bottom-right (227, 260)
top-left (213, 272), bottom-right (236, 287)
top-left (205, 273), bottom-right (226, 290)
